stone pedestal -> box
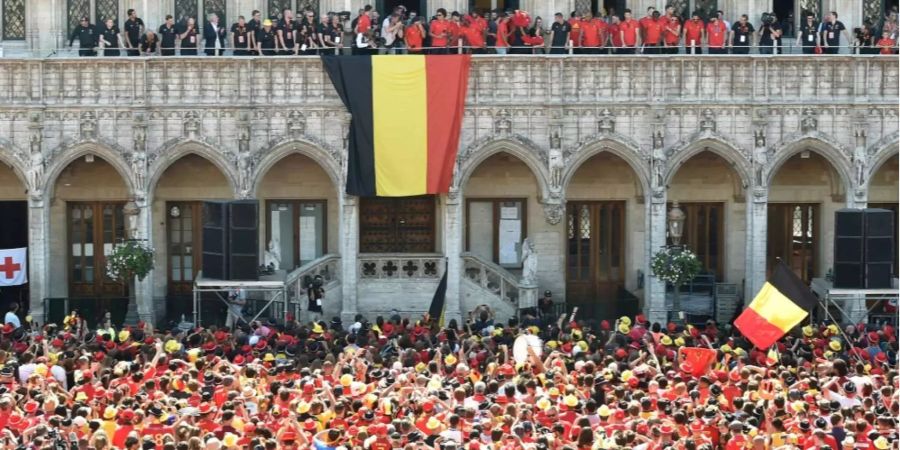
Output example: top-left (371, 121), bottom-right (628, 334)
top-left (340, 195), bottom-right (359, 324)
top-left (442, 194), bottom-right (463, 324)
top-left (27, 197), bottom-right (49, 325)
top-left (745, 188), bottom-right (768, 302)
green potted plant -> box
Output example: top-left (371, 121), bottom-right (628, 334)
top-left (650, 247), bottom-right (702, 314)
top-left (106, 240), bottom-right (154, 324)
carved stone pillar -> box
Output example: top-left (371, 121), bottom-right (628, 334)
top-left (645, 194), bottom-right (668, 326)
top-left (442, 191), bottom-right (463, 324)
top-left (850, 123), bottom-right (868, 208)
top-left (339, 194), bottom-right (359, 323)
top-left (746, 187), bottom-right (768, 303)
top-left (27, 196), bottom-right (49, 324)
top-left (134, 198), bottom-right (155, 325)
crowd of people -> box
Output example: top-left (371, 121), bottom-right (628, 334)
top-left (0, 301), bottom-right (896, 450)
top-left (67, 5), bottom-right (900, 57)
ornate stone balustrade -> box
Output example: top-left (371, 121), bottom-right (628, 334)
top-left (286, 254), bottom-right (341, 305)
top-left (462, 252), bottom-right (538, 309)
top-left (358, 254), bottom-right (444, 280)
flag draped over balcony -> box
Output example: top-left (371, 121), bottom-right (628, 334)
top-left (322, 55), bottom-right (471, 197)
top-left (734, 261), bottom-right (817, 349)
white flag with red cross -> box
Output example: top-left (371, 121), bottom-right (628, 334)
top-left (0, 248), bottom-right (27, 286)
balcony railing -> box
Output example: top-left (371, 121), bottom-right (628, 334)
top-left (0, 55), bottom-right (894, 107)
top-left (358, 254), bottom-right (445, 280)
top-left (462, 252), bottom-right (538, 310)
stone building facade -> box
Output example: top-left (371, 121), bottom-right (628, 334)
top-left (0, 55), bottom-right (896, 327)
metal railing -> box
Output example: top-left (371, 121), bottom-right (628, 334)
top-left (285, 253), bottom-right (341, 306)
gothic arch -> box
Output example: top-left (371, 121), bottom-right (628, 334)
top-left (663, 135), bottom-right (751, 189)
top-left (251, 138), bottom-right (342, 197)
top-left (148, 138), bottom-right (239, 197)
top-left (561, 134), bottom-right (651, 197)
top-left (867, 131), bottom-right (899, 188)
top-left (455, 137), bottom-right (551, 200)
top-left (766, 134), bottom-right (852, 192)
top-left (43, 139), bottom-right (136, 198)
top-left (0, 138), bottom-right (29, 189)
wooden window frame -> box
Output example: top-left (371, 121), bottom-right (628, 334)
top-left (264, 199), bottom-right (328, 268)
top-left (464, 197), bottom-right (528, 268)
top-left (666, 202), bottom-right (725, 281)
top-left (767, 203), bottom-right (819, 283)
top-left (359, 196), bottom-right (436, 254)
top-left (166, 201), bottom-right (203, 296)
top-left (67, 201), bottom-right (126, 298)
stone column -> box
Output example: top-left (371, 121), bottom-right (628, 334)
top-left (135, 198), bottom-right (155, 325)
top-left (520, 0), bottom-right (575, 22)
top-left (645, 196), bottom-right (668, 325)
top-left (339, 194), bottom-right (359, 324)
top-left (442, 192), bottom-right (463, 324)
top-left (745, 187), bottom-right (768, 302)
top-left (27, 196), bottom-right (50, 325)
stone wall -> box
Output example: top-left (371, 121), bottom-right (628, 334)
top-left (0, 55), bottom-right (895, 325)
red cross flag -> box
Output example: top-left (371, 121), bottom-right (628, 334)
top-left (0, 248), bottom-right (27, 286)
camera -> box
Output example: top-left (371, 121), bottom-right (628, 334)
top-left (761, 12), bottom-right (776, 25)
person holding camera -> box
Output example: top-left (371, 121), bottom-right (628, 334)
top-left (758, 12), bottom-right (782, 54)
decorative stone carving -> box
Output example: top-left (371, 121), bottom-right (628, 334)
top-left (542, 202), bottom-right (564, 225)
top-left (236, 117), bottom-right (253, 199)
top-left (699, 108), bottom-right (716, 132)
top-left (130, 113), bottom-right (148, 197)
top-left (753, 128), bottom-right (766, 149)
top-left (549, 125), bottom-right (561, 150)
top-left (184, 111), bottom-right (201, 138)
top-left (79, 111), bottom-right (97, 139)
top-left (853, 138), bottom-right (867, 187)
top-left (494, 109), bottom-right (512, 136)
top-left (287, 110), bottom-right (306, 136)
top-left (800, 108), bottom-right (818, 133)
top-left (341, 120), bottom-right (350, 150)
top-left (548, 148), bottom-right (564, 190)
top-left (27, 113), bottom-right (43, 194)
top-left (652, 129), bottom-right (665, 151)
top-left (598, 108), bottom-right (615, 134)
top-left (520, 238), bottom-right (537, 285)
top-left (752, 187), bottom-right (768, 203)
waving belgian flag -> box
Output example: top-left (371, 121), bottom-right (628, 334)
top-left (734, 261), bottom-right (818, 349)
top-left (322, 55), bottom-right (471, 197)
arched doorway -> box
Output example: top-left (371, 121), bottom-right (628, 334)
top-left (868, 154), bottom-right (899, 277)
top-left (49, 155), bottom-right (130, 324)
top-left (768, 151), bottom-right (846, 283)
top-left (0, 160), bottom-right (27, 312)
top-left (256, 153), bottom-right (339, 270)
top-left (152, 153), bottom-right (232, 321)
top-left (565, 152), bottom-right (642, 320)
top-left (668, 150), bottom-right (746, 283)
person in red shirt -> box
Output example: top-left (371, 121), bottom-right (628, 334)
top-left (877, 30), bottom-right (897, 54)
top-left (430, 8), bottom-right (451, 54)
top-left (568, 11), bottom-right (582, 52)
top-left (405, 16), bottom-right (425, 53)
top-left (683, 12), bottom-right (705, 54)
top-left (608, 15), bottom-right (622, 52)
top-left (463, 16), bottom-right (486, 53)
top-left (661, 5), bottom-right (681, 53)
top-left (619, 9), bottom-right (641, 53)
top-left (496, 12), bottom-right (510, 54)
top-left (448, 12), bottom-right (463, 53)
top-left (706, 15), bottom-right (728, 54)
top-left (580, 12), bottom-right (603, 53)
top-left (641, 9), bottom-right (663, 53)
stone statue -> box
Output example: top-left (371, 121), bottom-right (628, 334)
top-left (130, 150), bottom-right (146, 194)
top-left (28, 139), bottom-right (43, 193)
top-left (800, 108), bottom-right (817, 133)
top-left (699, 108), bottom-right (716, 132)
top-left (853, 144), bottom-right (867, 187)
top-left (521, 238), bottom-right (537, 285)
top-left (753, 146), bottom-right (767, 187)
top-left (598, 108), bottom-right (615, 133)
top-left (548, 148), bottom-right (564, 189)
top-left (264, 239), bottom-right (281, 270)
top-left (237, 148), bottom-right (253, 198)
top-left (494, 109), bottom-right (512, 136)
top-left (651, 143), bottom-right (666, 189)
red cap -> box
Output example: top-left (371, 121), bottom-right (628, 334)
top-left (615, 348), bottom-right (627, 359)
top-left (600, 320), bottom-right (610, 330)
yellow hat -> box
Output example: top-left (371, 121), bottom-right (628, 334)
top-left (660, 336), bottom-right (673, 346)
top-left (619, 316), bottom-right (632, 326)
top-left (34, 364), bottom-right (48, 377)
top-left (75, 392), bottom-right (88, 402)
top-left (340, 374), bottom-right (353, 387)
top-left (572, 329), bottom-right (582, 340)
top-left (263, 19), bottom-right (273, 26)
top-left (164, 339), bottom-right (182, 354)
top-left (415, 362), bottom-right (427, 373)
top-left (733, 348), bottom-right (746, 357)
top-left (264, 353), bottom-right (275, 362)
top-left (186, 348), bottom-right (200, 362)
top-left (444, 354), bottom-right (457, 366)
top-left (828, 340), bottom-right (842, 352)
top-left (802, 325), bottom-right (814, 337)
top-left (826, 324), bottom-right (839, 335)
top-left (598, 404), bottom-right (612, 417)
top-left (824, 351), bottom-right (834, 359)
top-left (311, 323), bottom-right (324, 334)
top-left (296, 401), bottom-right (311, 414)
top-left (548, 387), bottom-right (560, 397)
top-left (118, 330), bottom-right (130, 343)
top-left (364, 394), bottom-right (378, 408)
top-left (873, 437), bottom-right (889, 450)
top-left (620, 370), bottom-right (633, 382)
top-left (536, 397), bottom-right (551, 410)
top-left (577, 341), bottom-right (588, 352)
top-left (564, 395), bottom-right (579, 407)
top-left (790, 401), bottom-right (806, 413)
top-left (720, 344), bottom-right (732, 353)
top-left (618, 323), bottom-right (630, 334)
top-left (426, 417), bottom-right (442, 430)
top-left (492, 328), bottom-right (503, 337)
top-left (674, 337), bottom-right (685, 347)
top-left (547, 341), bottom-right (558, 349)
top-left (223, 433), bottom-right (238, 448)
top-left (103, 406), bottom-right (117, 420)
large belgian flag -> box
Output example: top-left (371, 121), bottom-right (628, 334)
top-left (734, 261), bottom-right (817, 349)
top-left (322, 55), bottom-right (471, 197)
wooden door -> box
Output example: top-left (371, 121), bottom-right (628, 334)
top-left (167, 202), bottom-right (203, 296)
top-left (668, 202), bottom-right (725, 280)
top-left (566, 202), bottom-right (625, 318)
top-left (68, 202), bottom-right (126, 298)
top-left (768, 203), bottom-right (818, 283)
top-left (360, 196), bottom-right (436, 253)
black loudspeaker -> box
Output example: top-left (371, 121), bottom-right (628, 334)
top-left (833, 209), bottom-right (864, 288)
top-left (865, 208), bottom-right (894, 288)
top-left (201, 201), bottom-right (228, 280)
top-left (228, 201), bottom-right (259, 281)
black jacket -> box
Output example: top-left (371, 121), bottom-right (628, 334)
top-left (203, 21), bottom-right (227, 55)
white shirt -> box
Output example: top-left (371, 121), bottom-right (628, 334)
top-left (17, 362), bottom-right (35, 384)
top-left (4, 311), bottom-right (20, 328)
top-left (211, 22), bottom-right (222, 50)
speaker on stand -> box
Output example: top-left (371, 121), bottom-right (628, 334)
top-left (833, 209), bottom-right (864, 289)
top-left (201, 201), bottom-right (228, 280)
top-left (864, 208), bottom-right (894, 289)
top-left (228, 200), bottom-right (259, 281)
